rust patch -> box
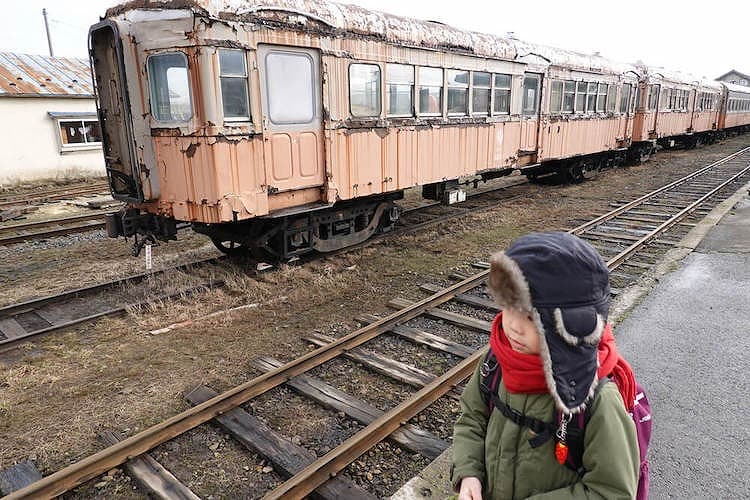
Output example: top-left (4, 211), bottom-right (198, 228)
top-left (150, 127), bottom-right (184, 137)
top-left (183, 142), bottom-right (199, 158)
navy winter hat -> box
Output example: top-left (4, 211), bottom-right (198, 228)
top-left (488, 231), bottom-right (610, 414)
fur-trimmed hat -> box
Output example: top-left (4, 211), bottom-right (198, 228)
top-left (488, 232), bottom-right (610, 414)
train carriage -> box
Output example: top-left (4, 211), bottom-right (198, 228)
top-left (516, 42), bottom-right (640, 180)
top-left (90, 0), bottom-right (557, 259)
top-left (719, 82), bottom-right (750, 132)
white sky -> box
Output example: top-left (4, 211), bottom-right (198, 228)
top-left (1, 0), bottom-right (747, 80)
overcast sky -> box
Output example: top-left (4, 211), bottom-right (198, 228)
top-left (2, 0), bottom-right (747, 79)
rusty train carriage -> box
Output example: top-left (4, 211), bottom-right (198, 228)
top-left (90, 0), bottom-right (750, 259)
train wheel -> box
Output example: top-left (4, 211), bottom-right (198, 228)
top-left (211, 238), bottom-right (248, 256)
top-left (567, 163), bottom-right (585, 183)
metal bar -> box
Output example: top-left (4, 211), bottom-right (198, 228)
top-left (4, 271), bottom-right (488, 499)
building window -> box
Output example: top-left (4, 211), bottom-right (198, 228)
top-left (493, 73), bottom-right (511, 114)
top-left (549, 80), bottom-right (563, 113)
top-left (563, 81), bottom-right (575, 113)
top-left (386, 64), bottom-right (414, 117)
top-left (522, 74), bottom-right (540, 115)
top-left (349, 63), bottom-right (381, 117)
top-left (55, 117), bottom-right (102, 151)
top-left (147, 52), bottom-right (193, 122)
top-left (472, 71), bottom-right (491, 115)
top-left (418, 67), bottom-right (443, 115)
top-left (219, 49), bottom-right (250, 121)
top-left (447, 70), bottom-right (469, 115)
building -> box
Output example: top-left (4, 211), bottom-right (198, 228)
top-left (0, 52), bottom-right (105, 185)
top-left (716, 70), bottom-right (750, 87)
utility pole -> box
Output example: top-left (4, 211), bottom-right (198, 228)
top-left (42, 8), bottom-right (54, 57)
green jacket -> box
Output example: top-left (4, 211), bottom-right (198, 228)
top-left (452, 351), bottom-right (639, 499)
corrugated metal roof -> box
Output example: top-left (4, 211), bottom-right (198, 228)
top-left (0, 52), bottom-right (93, 97)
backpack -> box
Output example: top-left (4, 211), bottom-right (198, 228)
top-left (478, 350), bottom-right (651, 499)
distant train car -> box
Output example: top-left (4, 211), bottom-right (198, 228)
top-left (515, 42), bottom-right (640, 181)
top-left (719, 82), bottom-right (750, 133)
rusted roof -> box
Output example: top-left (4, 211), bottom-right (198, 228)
top-left (108, 0), bottom-right (518, 60)
top-left (0, 52), bottom-right (93, 97)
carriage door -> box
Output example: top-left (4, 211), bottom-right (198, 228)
top-left (257, 45), bottom-right (325, 194)
top-left (520, 73), bottom-right (542, 153)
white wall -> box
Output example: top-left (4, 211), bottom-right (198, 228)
top-left (0, 97), bottom-right (106, 184)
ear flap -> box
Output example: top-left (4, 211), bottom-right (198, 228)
top-left (488, 252), bottom-right (533, 312)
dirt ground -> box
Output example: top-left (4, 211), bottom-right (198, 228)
top-left (1, 136), bottom-right (748, 498)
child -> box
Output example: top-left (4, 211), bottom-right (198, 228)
top-left (452, 232), bottom-right (639, 499)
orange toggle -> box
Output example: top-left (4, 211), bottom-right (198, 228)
top-left (555, 441), bottom-right (569, 464)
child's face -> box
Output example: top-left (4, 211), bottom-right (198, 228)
top-left (502, 308), bottom-right (541, 355)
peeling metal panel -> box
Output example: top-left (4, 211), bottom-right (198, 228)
top-left (0, 52), bottom-right (92, 97)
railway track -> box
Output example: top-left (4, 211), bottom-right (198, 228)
top-left (5, 146), bottom-right (749, 498)
top-left (0, 213), bottom-right (108, 246)
top-left (0, 182), bottom-right (109, 210)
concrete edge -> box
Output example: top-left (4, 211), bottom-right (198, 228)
top-left (389, 179), bottom-right (750, 500)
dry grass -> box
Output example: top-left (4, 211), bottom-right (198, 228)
top-left (0, 136), bottom-right (747, 497)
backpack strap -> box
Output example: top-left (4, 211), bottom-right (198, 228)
top-left (478, 350), bottom-right (556, 448)
top-left (560, 378), bottom-right (611, 474)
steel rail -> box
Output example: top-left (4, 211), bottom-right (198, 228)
top-left (570, 146), bottom-right (750, 235)
top-left (264, 349), bottom-right (485, 499)
top-left (606, 164), bottom-right (750, 269)
top-left (0, 213), bottom-right (106, 233)
top-left (0, 184), bottom-right (110, 209)
top-left (0, 221), bottom-right (106, 246)
top-left (3, 271), bottom-right (488, 499)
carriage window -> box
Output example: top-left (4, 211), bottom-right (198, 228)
top-left (419, 67), bottom-right (443, 115)
top-left (386, 64), bottom-right (414, 117)
top-left (619, 84), bottom-right (631, 113)
top-left (596, 83), bottom-right (607, 112)
top-left (606, 84), bottom-right (617, 113)
top-left (266, 51), bottom-right (315, 124)
top-left (522, 75), bottom-right (540, 115)
top-left (549, 81), bottom-right (563, 113)
top-left (493, 73), bottom-right (511, 114)
top-left (563, 81), bottom-right (575, 112)
top-left (575, 82), bottom-right (587, 112)
top-left (219, 49), bottom-right (250, 121)
top-left (447, 70), bottom-right (469, 115)
top-left (586, 83), bottom-right (597, 113)
top-left (147, 52), bottom-right (193, 122)
top-left (647, 84), bottom-right (660, 111)
top-left (472, 72), bottom-right (491, 115)
top-left (349, 63), bottom-right (381, 117)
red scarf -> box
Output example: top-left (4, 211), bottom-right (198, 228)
top-left (489, 313), bottom-right (637, 410)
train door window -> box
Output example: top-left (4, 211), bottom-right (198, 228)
top-left (596, 83), bottom-right (607, 112)
top-left (147, 52), bottom-right (193, 122)
top-left (418, 67), bottom-right (443, 116)
top-left (492, 73), bottom-right (511, 114)
top-left (218, 49), bottom-right (250, 121)
top-left (606, 84), bottom-right (616, 113)
top-left (549, 80), bottom-right (562, 113)
top-left (447, 70), bottom-right (469, 115)
top-left (522, 74), bottom-right (540, 115)
top-left (472, 72), bottom-right (491, 115)
top-left (349, 63), bottom-right (381, 117)
top-left (586, 83), bottom-right (597, 113)
top-left (386, 64), bottom-right (414, 117)
top-left (697, 92), bottom-right (703, 111)
top-left (575, 82), bottom-right (587, 112)
top-left (265, 51), bottom-right (315, 124)
top-left (647, 84), bottom-right (660, 111)
top-left (563, 81), bottom-right (575, 112)
top-left (619, 84), bottom-right (631, 113)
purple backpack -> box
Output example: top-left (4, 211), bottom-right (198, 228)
top-left (479, 352), bottom-right (652, 498)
